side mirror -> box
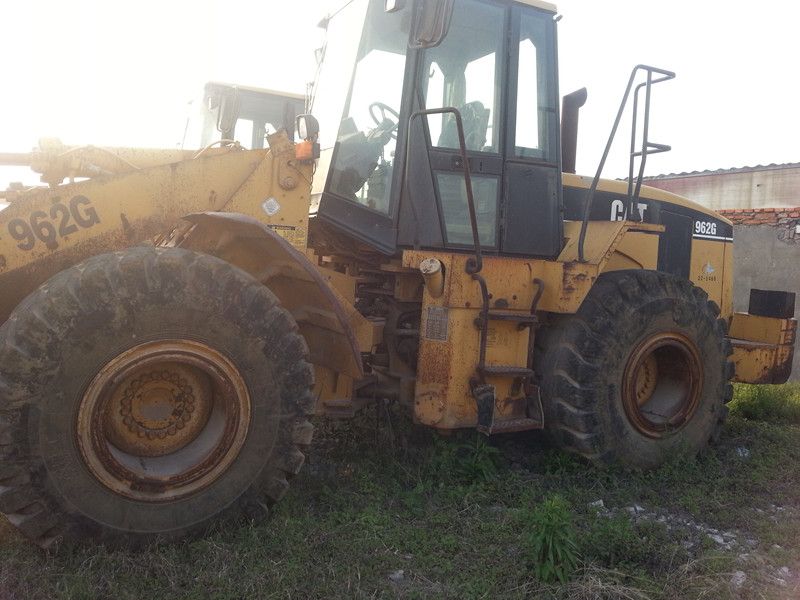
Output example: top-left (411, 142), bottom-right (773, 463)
top-left (216, 88), bottom-right (240, 137)
top-left (410, 0), bottom-right (453, 49)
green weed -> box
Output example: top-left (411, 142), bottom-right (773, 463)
top-left (428, 434), bottom-right (501, 484)
top-left (542, 449), bottom-right (585, 476)
top-left (522, 494), bottom-right (580, 584)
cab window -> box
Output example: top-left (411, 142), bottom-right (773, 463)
top-left (327, 2), bottom-right (410, 215)
top-left (420, 0), bottom-right (505, 153)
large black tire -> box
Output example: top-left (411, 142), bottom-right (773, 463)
top-left (537, 270), bottom-right (733, 469)
top-left (0, 247), bottom-right (314, 547)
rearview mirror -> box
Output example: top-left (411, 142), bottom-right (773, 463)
top-left (385, 0), bottom-right (406, 12)
top-left (215, 88), bottom-right (240, 137)
top-left (410, 0), bottom-right (453, 49)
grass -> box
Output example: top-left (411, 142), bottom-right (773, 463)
top-left (729, 382), bottom-right (800, 424)
top-left (1, 384), bottom-right (800, 599)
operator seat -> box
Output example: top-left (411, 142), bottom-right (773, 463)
top-left (437, 101), bottom-right (490, 151)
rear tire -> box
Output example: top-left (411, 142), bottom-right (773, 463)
top-left (0, 247), bottom-right (314, 547)
top-left (537, 270), bottom-right (733, 469)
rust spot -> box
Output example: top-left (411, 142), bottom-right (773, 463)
top-left (732, 342), bottom-right (795, 384)
top-left (208, 190), bottom-right (218, 206)
top-left (419, 339), bottom-right (453, 385)
top-left (500, 394), bottom-right (528, 419)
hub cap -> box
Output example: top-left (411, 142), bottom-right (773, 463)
top-left (77, 340), bottom-right (251, 501)
top-left (621, 332), bottom-right (703, 438)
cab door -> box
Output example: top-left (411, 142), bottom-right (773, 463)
top-left (401, 0), bottom-right (562, 259)
top-left (501, 5), bottom-right (562, 258)
top-left (411, 0), bottom-right (508, 251)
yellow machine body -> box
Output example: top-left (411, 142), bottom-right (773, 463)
top-left (1, 132), bottom-right (794, 435)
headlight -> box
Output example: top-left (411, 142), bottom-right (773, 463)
top-left (296, 114), bottom-right (319, 141)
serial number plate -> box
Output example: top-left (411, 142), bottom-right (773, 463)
top-left (424, 306), bottom-right (449, 341)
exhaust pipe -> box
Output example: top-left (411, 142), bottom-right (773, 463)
top-left (561, 88), bottom-right (587, 174)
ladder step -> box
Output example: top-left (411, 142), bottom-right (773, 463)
top-left (479, 365), bottom-right (534, 378)
top-left (322, 398), bottom-right (368, 419)
top-left (485, 311), bottom-right (538, 324)
top-left (477, 417), bottom-right (543, 435)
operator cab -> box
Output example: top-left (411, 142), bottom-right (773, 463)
top-left (185, 82), bottom-right (306, 150)
top-left (311, 0), bottom-right (562, 258)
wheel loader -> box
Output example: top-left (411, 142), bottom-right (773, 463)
top-left (0, 0), bottom-right (795, 548)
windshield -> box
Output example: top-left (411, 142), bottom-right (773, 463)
top-left (312, 0), bottom-right (411, 215)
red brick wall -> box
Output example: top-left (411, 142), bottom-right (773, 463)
top-left (717, 207), bottom-right (800, 245)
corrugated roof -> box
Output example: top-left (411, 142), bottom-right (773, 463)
top-left (645, 162), bottom-right (800, 180)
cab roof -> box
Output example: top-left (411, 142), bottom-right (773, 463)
top-left (516, 0), bottom-right (557, 13)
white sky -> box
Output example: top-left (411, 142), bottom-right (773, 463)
top-left (1, 0), bottom-right (798, 189)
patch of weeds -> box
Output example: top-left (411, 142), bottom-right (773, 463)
top-left (5, 400), bottom-right (800, 600)
top-left (522, 494), bottom-right (580, 584)
top-left (541, 449), bottom-right (585, 477)
top-left (581, 514), bottom-right (643, 568)
top-left (582, 514), bottom-right (681, 573)
top-left (428, 434), bottom-right (501, 484)
top-left (397, 481), bottom-right (431, 517)
top-left (730, 383), bottom-right (800, 424)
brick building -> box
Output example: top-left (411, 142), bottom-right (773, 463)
top-left (647, 166), bottom-right (799, 381)
top-left (645, 163), bottom-right (800, 211)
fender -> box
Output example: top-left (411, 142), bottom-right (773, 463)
top-left (181, 212), bottom-right (364, 379)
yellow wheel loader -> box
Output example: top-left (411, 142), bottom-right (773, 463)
top-left (0, 0), bottom-right (795, 548)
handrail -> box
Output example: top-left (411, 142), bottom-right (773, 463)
top-left (577, 65), bottom-right (675, 261)
top-left (406, 107), bottom-right (483, 274)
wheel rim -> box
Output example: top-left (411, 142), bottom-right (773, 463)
top-left (77, 340), bottom-right (251, 501)
top-left (621, 332), bottom-right (703, 438)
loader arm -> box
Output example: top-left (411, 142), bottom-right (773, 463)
top-left (0, 145), bottom-right (261, 322)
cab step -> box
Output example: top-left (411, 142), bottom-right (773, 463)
top-left (322, 398), bottom-right (368, 419)
top-left (477, 417), bottom-right (543, 435)
top-left (479, 365), bottom-right (534, 378)
top-left (472, 382), bottom-right (545, 434)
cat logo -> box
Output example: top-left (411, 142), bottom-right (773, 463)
top-left (610, 199), bottom-right (648, 221)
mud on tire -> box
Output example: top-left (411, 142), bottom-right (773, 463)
top-left (0, 247), bottom-right (314, 547)
top-left (536, 270), bottom-right (733, 469)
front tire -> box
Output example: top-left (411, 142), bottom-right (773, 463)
top-left (0, 247), bottom-right (314, 547)
top-left (537, 270), bottom-right (733, 469)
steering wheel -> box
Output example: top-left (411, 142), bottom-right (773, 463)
top-left (368, 102), bottom-right (400, 140)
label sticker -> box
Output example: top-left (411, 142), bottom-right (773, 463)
top-left (424, 307), bottom-right (449, 341)
top-left (262, 197), bottom-right (281, 216)
top-left (267, 224), bottom-right (307, 248)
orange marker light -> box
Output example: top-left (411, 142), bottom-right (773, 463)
top-left (295, 140), bottom-right (320, 162)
